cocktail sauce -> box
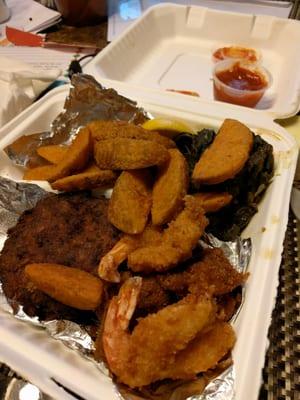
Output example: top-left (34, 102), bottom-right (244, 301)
top-left (213, 62), bottom-right (269, 108)
top-left (213, 46), bottom-right (259, 63)
top-left (216, 63), bottom-right (267, 91)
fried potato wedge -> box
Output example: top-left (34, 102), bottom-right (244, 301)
top-left (89, 120), bottom-right (175, 149)
top-left (37, 145), bottom-right (69, 164)
top-left (23, 164), bottom-right (61, 181)
top-left (108, 170), bottom-right (152, 234)
top-left (152, 148), bottom-right (189, 225)
top-left (23, 127), bottom-right (92, 182)
top-left (51, 164), bottom-right (117, 192)
top-left (94, 138), bottom-right (170, 170)
top-left (25, 263), bottom-right (103, 310)
top-left (193, 192), bottom-right (233, 213)
top-left (192, 119), bottom-right (253, 185)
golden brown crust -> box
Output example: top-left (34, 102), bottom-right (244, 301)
top-left (108, 170), bottom-right (152, 234)
top-left (89, 120), bottom-right (175, 149)
top-left (152, 148), bottom-right (189, 225)
top-left (167, 322), bottom-right (236, 379)
top-left (94, 138), bottom-right (170, 170)
top-left (192, 119), bottom-right (253, 185)
top-left (51, 164), bottom-right (117, 191)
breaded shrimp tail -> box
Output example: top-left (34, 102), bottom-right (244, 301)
top-left (128, 196), bottom-right (208, 273)
top-left (102, 277), bottom-right (215, 388)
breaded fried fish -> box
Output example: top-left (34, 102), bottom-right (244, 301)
top-left (108, 170), bottom-right (152, 234)
top-left (192, 119), bottom-right (253, 185)
top-left (89, 120), bottom-right (175, 149)
top-left (152, 148), bottom-right (189, 225)
top-left (94, 138), bottom-right (170, 170)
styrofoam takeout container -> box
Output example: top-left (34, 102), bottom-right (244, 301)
top-left (85, 3), bottom-right (300, 118)
top-left (0, 81), bottom-right (298, 400)
top-left (0, 3), bottom-right (299, 400)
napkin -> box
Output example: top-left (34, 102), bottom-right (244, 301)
top-left (0, 56), bottom-right (60, 127)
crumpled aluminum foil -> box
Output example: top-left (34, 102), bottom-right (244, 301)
top-left (0, 176), bottom-right (251, 400)
top-left (4, 74), bottom-right (149, 168)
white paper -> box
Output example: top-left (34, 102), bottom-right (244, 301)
top-left (0, 0), bottom-right (61, 39)
top-left (108, 0), bottom-right (293, 41)
top-left (0, 55), bottom-right (60, 127)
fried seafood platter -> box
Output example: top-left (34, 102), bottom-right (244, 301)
top-left (0, 104), bottom-right (274, 398)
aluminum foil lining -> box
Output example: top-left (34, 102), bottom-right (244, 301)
top-left (4, 74), bottom-right (149, 168)
top-left (0, 176), bottom-right (251, 400)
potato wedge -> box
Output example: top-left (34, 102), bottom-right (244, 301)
top-left (23, 127), bottom-right (92, 182)
top-left (94, 138), bottom-right (170, 170)
top-left (51, 164), bottom-right (117, 191)
top-left (23, 164), bottom-right (60, 181)
top-left (89, 120), bottom-right (175, 149)
top-left (37, 145), bottom-right (69, 164)
top-left (152, 148), bottom-right (189, 225)
top-left (25, 263), bottom-right (103, 310)
top-left (192, 119), bottom-right (253, 185)
top-left (193, 192), bottom-right (233, 213)
top-left (108, 170), bottom-right (152, 234)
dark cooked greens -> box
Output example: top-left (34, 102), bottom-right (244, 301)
top-left (175, 130), bottom-right (274, 241)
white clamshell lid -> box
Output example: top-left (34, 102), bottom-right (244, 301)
top-left (85, 3), bottom-right (300, 120)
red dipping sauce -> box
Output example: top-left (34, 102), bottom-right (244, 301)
top-left (213, 60), bottom-right (271, 108)
top-left (212, 46), bottom-right (260, 63)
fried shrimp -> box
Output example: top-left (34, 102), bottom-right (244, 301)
top-left (98, 225), bottom-right (162, 282)
top-left (94, 138), bottom-right (170, 170)
top-left (102, 277), bottom-right (215, 388)
top-left (166, 321), bottom-right (236, 380)
top-left (192, 119), bottom-right (253, 185)
top-left (89, 120), bottom-right (175, 149)
top-left (108, 170), bottom-right (152, 234)
top-left (128, 196), bottom-right (208, 273)
top-left (152, 148), bottom-right (189, 225)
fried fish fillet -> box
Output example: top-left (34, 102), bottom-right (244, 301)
top-left (108, 170), bottom-right (152, 234)
top-left (94, 138), bottom-right (170, 170)
top-left (51, 164), bottom-right (117, 191)
top-left (89, 120), bottom-right (175, 149)
top-left (37, 145), bottom-right (69, 164)
top-left (0, 192), bottom-right (120, 321)
top-left (128, 196), bottom-right (208, 273)
top-left (152, 148), bottom-right (189, 225)
top-left (23, 127), bottom-right (92, 182)
top-left (192, 119), bottom-right (253, 185)
top-left (157, 247), bottom-right (248, 296)
top-left (193, 192), bottom-right (233, 213)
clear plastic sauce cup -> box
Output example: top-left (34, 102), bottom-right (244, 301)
top-left (212, 59), bottom-right (272, 108)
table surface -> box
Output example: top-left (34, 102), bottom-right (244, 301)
top-left (1, 2), bottom-right (300, 399)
